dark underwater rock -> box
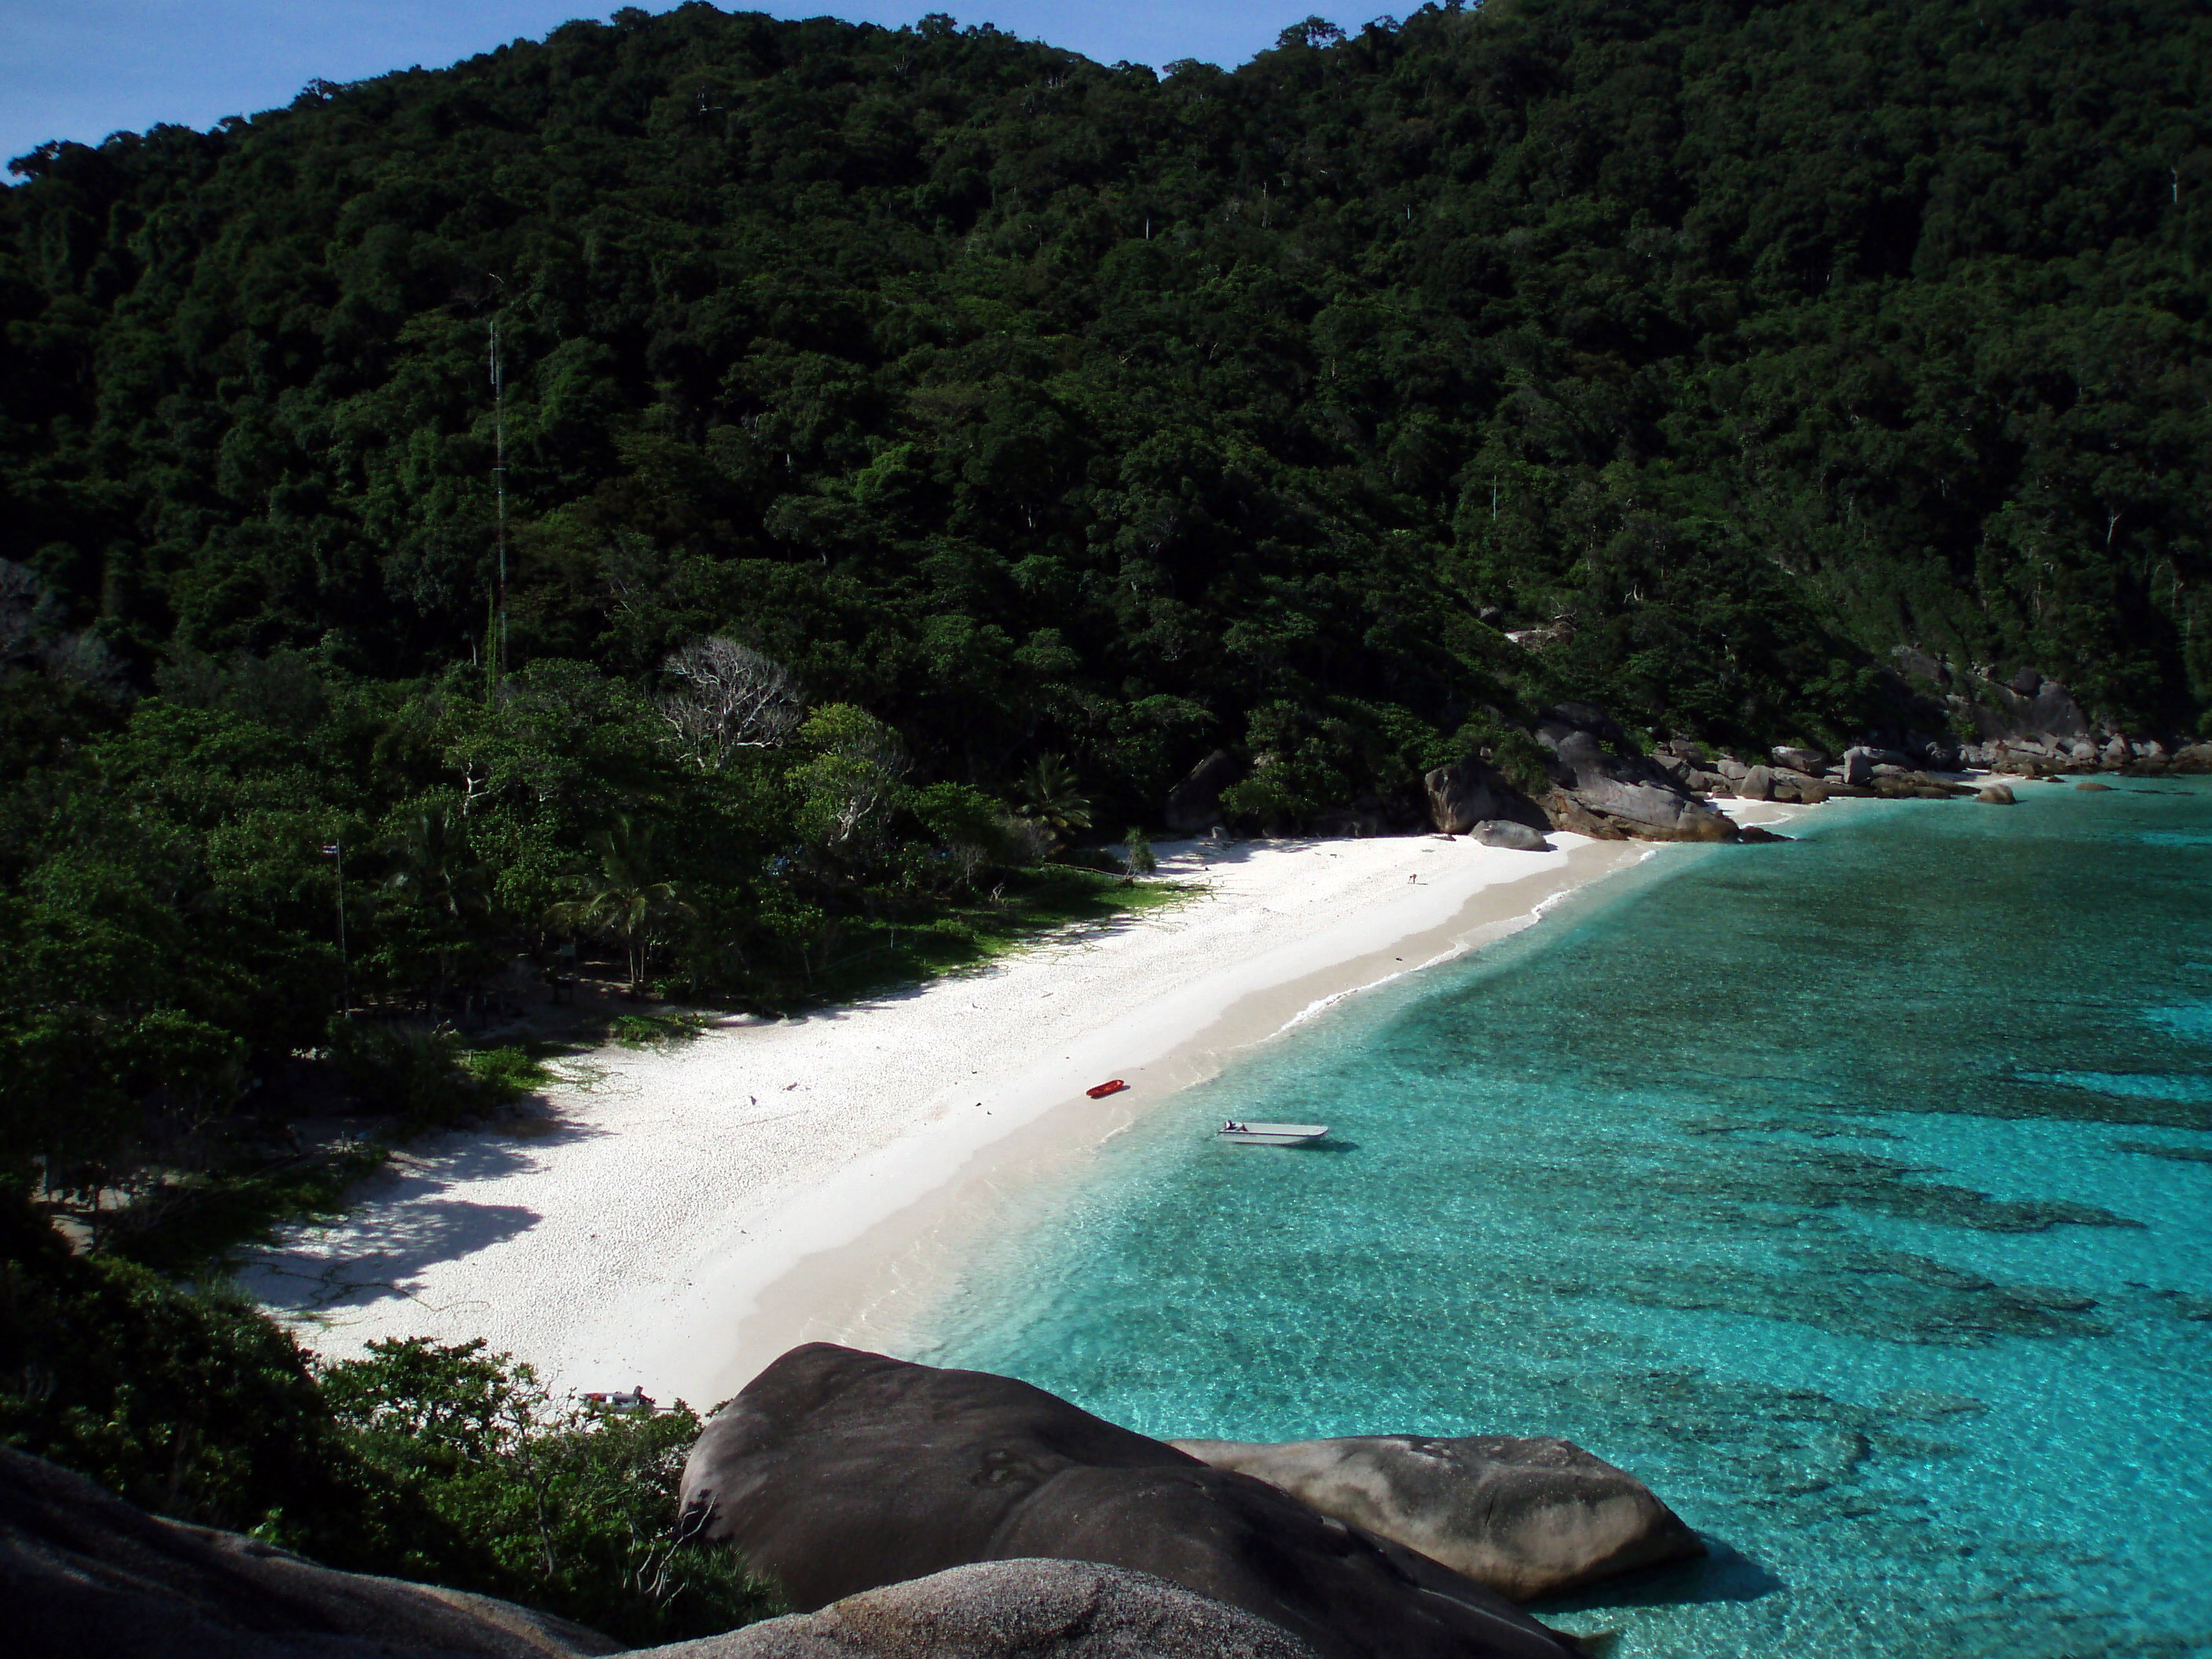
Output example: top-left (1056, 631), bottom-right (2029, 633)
top-left (678, 1345), bottom-right (1588, 1659)
top-left (646, 1559), bottom-right (1318, 1659)
top-left (1168, 1434), bottom-right (1705, 1602)
top-left (0, 1444), bottom-right (617, 1659)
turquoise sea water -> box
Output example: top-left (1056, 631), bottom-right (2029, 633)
top-left (915, 781), bottom-right (2212, 1658)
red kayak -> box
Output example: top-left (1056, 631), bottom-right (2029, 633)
top-left (1085, 1079), bottom-right (1130, 1099)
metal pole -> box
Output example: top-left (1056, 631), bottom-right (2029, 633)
top-left (491, 318), bottom-right (508, 677)
top-left (324, 841), bottom-right (350, 1014)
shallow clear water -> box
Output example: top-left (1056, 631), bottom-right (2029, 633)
top-left (916, 782), bottom-right (2212, 1658)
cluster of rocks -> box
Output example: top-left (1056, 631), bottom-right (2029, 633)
top-left (1652, 740), bottom-right (1965, 803)
top-left (1160, 657), bottom-right (2209, 851)
top-left (676, 1344), bottom-right (1704, 1659)
top-left (1422, 704), bottom-right (1756, 846)
top-left (13, 1346), bottom-right (1709, 1659)
top-left (679, 1348), bottom-right (1558, 1659)
top-left (1892, 654), bottom-right (2212, 778)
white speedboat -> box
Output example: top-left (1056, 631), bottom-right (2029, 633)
top-left (1216, 1120), bottom-right (1330, 1146)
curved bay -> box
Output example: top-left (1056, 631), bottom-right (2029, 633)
top-left (923, 782), bottom-right (2212, 1659)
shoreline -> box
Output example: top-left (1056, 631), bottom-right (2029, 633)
top-left (669, 833), bottom-right (1654, 1401)
top-left (244, 806), bottom-right (1800, 1406)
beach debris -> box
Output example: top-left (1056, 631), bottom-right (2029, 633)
top-left (1086, 1079), bottom-right (1130, 1099)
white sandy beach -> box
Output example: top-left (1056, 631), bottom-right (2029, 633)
top-left (242, 816), bottom-right (1790, 1408)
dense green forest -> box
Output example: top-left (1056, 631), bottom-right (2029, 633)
top-left (0, 1190), bottom-right (778, 1639)
top-left (5, 0), bottom-right (2210, 1188)
top-left (11, 0), bottom-right (2212, 764)
top-left (3, 0), bottom-right (2210, 1624)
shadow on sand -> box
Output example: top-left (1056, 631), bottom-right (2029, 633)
top-left (240, 1111), bottom-right (614, 1317)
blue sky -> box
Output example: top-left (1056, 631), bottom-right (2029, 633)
top-left (2, 2), bottom-right (1362, 170)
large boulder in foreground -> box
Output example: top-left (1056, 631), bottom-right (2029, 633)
top-left (651, 1559), bottom-right (1317, 1659)
top-left (0, 1443), bottom-right (616, 1659)
top-left (678, 1346), bottom-right (1587, 1659)
top-left (1168, 1435), bottom-right (1704, 1602)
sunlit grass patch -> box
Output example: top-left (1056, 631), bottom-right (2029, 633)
top-left (610, 1010), bottom-right (711, 1047)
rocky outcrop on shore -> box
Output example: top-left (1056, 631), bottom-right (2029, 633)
top-left (5, 1439), bottom-right (1327, 1659)
top-left (1423, 757), bottom-right (1510, 835)
top-left (1529, 710), bottom-right (1737, 841)
top-left (1182, 663), bottom-right (2205, 844)
top-left (678, 1345), bottom-right (1594, 1659)
top-left (1168, 1434), bottom-right (1703, 1602)
top-left (1422, 709), bottom-right (1735, 844)
top-left (0, 1443), bottom-right (619, 1659)
top-left (1890, 651), bottom-right (2212, 778)
top-left (1472, 819), bottom-right (1552, 851)
top-left (19, 1341), bottom-right (1719, 1659)
top-left (660, 1560), bottom-right (1320, 1659)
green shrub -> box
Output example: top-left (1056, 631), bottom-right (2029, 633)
top-left (610, 1013), bottom-right (707, 1048)
top-left (0, 1194), bottom-right (777, 1645)
top-left (328, 1020), bottom-right (478, 1124)
top-left (324, 1338), bottom-right (780, 1644)
top-left (457, 1045), bottom-right (552, 1103)
top-left (0, 1193), bottom-right (434, 1566)
top-left (1487, 729), bottom-right (1559, 800)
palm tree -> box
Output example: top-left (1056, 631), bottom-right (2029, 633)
top-left (1014, 753), bottom-right (1092, 851)
top-left (544, 817), bottom-right (694, 994)
top-left (386, 802), bottom-right (491, 923)
top-left (385, 800), bottom-right (493, 1002)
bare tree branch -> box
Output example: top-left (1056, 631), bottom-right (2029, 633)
top-left (657, 637), bottom-right (806, 768)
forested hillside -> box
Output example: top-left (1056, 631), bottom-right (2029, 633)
top-left (2, 0), bottom-right (2210, 1199)
top-left (10, 0), bottom-right (2211, 760)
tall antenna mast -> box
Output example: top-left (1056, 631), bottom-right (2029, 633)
top-left (490, 313), bottom-right (508, 678)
